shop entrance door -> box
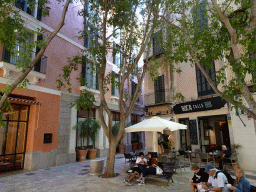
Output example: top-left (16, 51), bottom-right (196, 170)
top-left (199, 119), bottom-right (210, 153)
top-left (0, 104), bottom-right (30, 172)
top-left (220, 122), bottom-right (231, 149)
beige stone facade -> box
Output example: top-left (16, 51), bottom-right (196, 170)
top-left (143, 42), bottom-right (256, 171)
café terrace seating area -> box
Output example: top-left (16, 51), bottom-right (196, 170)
top-left (123, 148), bottom-right (238, 172)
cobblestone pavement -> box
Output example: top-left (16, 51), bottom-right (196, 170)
top-left (0, 154), bottom-right (194, 192)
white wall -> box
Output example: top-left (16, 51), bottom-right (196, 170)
top-left (229, 95), bottom-right (256, 171)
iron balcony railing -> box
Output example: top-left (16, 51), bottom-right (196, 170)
top-left (1, 45), bottom-right (47, 74)
top-left (144, 89), bottom-right (173, 106)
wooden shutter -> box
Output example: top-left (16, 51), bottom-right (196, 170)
top-left (81, 56), bottom-right (86, 86)
top-left (154, 75), bottom-right (165, 103)
top-left (34, 34), bottom-right (43, 72)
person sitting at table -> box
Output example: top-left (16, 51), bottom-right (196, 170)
top-left (189, 164), bottom-right (209, 192)
top-left (137, 152), bottom-right (158, 185)
top-left (228, 167), bottom-right (251, 192)
top-left (219, 145), bottom-right (232, 170)
top-left (124, 152), bottom-right (147, 185)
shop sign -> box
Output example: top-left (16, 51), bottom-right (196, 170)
top-left (173, 96), bottom-right (226, 114)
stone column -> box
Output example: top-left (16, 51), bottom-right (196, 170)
top-left (69, 106), bottom-right (77, 154)
top-left (95, 109), bottom-right (105, 157)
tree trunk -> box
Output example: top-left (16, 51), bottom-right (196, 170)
top-left (102, 140), bottom-right (118, 178)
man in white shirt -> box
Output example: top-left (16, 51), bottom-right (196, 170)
top-left (124, 152), bottom-right (147, 185)
top-left (201, 164), bottom-right (229, 192)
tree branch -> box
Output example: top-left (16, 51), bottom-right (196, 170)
top-left (0, 0), bottom-right (72, 108)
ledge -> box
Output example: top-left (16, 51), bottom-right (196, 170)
top-left (0, 61), bottom-right (46, 84)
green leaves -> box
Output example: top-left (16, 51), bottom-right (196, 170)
top-left (71, 89), bottom-right (96, 111)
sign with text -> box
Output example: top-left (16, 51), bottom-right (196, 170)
top-left (173, 96), bottom-right (226, 114)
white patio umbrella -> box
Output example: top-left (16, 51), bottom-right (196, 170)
top-left (125, 116), bottom-right (187, 153)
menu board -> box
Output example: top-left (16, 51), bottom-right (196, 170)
top-left (189, 120), bottom-right (198, 145)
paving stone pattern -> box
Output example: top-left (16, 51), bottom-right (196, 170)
top-left (0, 154), bottom-right (196, 192)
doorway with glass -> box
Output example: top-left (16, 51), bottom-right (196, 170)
top-left (0, 104), bottom-right (30, 172)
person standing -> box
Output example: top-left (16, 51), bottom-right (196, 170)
top-left (228, 167), bottom-right (251, 192)
top-left (189, 164), bottom-right (209, 192)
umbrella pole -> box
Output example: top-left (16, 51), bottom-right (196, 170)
top-left (153, 131), bottom-right (158, 153)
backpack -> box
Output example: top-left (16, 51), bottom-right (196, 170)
top-left (214, 170), bottom-right (235, 184)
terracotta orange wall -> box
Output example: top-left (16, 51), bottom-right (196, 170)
top-left (0, 84), bottom-right (60, 153)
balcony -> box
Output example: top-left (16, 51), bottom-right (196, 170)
top-left (0, 45), bottom-right (47, 84)
top-left (145, 89), bottom-right (173, 106)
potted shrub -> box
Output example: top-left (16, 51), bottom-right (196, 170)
top-left (231, 144), bottom-right (242, 153)
top-left (73, 120), bottom-right (90, 161)
top-left (87, 119), bottom-right (101, 159)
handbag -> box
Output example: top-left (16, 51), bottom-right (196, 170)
top-left (156, 166), bottom-right (163, 175)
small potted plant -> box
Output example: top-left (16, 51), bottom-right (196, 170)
top-left (87, 118), bottom-right (101, 159)
top-left (231, 144), bottom-right (242, 153)
top-left (74, 120), bottom-right (90, 161)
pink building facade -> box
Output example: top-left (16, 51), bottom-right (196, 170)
top-left (0, 0), bottom-right (144, 172)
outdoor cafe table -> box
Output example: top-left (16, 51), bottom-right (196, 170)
top-left (207, 152), bottom-right (222, 167)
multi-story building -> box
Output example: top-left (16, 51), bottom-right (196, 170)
top-left (143, 2), bottom-right (256, 171)
top-left (0, 0), bottom-right (144, 173)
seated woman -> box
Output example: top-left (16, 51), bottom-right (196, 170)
top-left (138, 152), bottom-right (158, 185)
top-left (228, 167), bottom-right (251, 192)
top-left (124, 152), bottom-right (147, 185)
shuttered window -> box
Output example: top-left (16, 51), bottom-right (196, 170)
top-left (196, 63), bottom-right (216, 97)
top-left (154, 75), bottom-right (165, 104)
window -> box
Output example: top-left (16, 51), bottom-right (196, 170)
top-left (154, 75), bottom-right (165, 104)
top-left (1, 31), bottom-right (47, 74)
top-left (76, 108), bottom-right (96, 148)
top-left (193, 1), bottom-right (208, 32)
top-left (81, 56), bottom-right (99, 90)
top-left (111, 72), bottom-right (119, 97)
top-left (84, 1), bottom-right (98, 48)
top-left (153, 30), bottom-right (163, 56)
top-left (112, 111), bottom-right (120, 125)
top-left (113, 42), bottom-right (122, 67)
top-left (15, 0), bottom-right (34, 16)
top-left (195, 63), bottom-right (216, 97)
top-left (131, 114), bottom-right (140, 143)
top-left (84, 25), bottom-right (98, 48)
top-left (15, 0), bottom-right (42, 20)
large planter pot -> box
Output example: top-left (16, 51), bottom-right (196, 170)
top-left (87, 149), bottom-right (97, 159)
top-left (77, 149), bottom-right (88, 161)
top-left (118, 144), bottom-right (126, 154)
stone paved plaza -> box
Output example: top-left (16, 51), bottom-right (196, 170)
top-left (0, 154), bottom-right (194, 192)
